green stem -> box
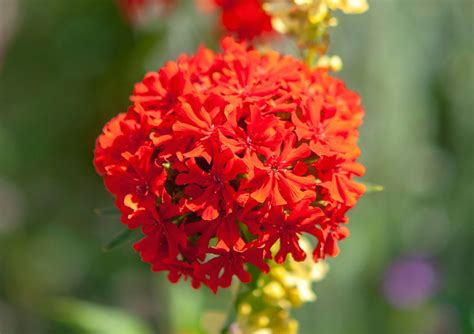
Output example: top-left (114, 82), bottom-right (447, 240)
top-left (305, 47), bottom-right (317, 68)
top-left (219, 264), bottom-right (263, 333)
top-left (220, 283), bottom-right (245, 334)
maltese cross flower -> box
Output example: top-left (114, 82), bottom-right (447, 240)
top-left (94, 37), bottom-right (365, 291)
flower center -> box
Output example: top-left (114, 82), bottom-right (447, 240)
top-left (212, 173), bottom-right (224, 186)
top-left (136, 183), bottom-right (149, 196)
top-left (314, 123), bottom-right (326, 140)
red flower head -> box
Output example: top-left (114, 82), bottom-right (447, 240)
top-left (94, 37), bottom-right (365, 292)
top-left (201, 0), bottom-right (274, 40)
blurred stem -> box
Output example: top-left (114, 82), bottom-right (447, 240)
top-left (154, 277), bottom-right (171, 334)
top-left (220, 263), bottom-right (264, 333)
top-left (305, 47), bottom-right (317, 68)
top-left (220, 282), bottom-right (244, 334)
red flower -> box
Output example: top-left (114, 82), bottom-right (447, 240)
top-left (172, 95), bottom-right (229, 162)
top-left (313, 224), bottom-right (350, 260)
top-left (94, 37), bottom-right (365, 291)
top-left (134, 217), bottom-right (188, 263)
top-left (314, 154), bottom-right (365, 207)
top-left (175, 149), bottom-right (247, 220)
top-left (132, 64), bottom-right (188, 113)
top-left (183, 209), bottom-right (241, 258)
top-left (94, 110), bottom-right (149, 175)
top-left (261, 200), bottom-right (326, 264)
top-left (209, 0), bottom-right (274, 40)
top-left (246, 133), bottom-right (315, 206)
top-left (102, 145), bottom-right (166, 225)
top-left (218, 105), bottom-right (284, 157)
top-left (196, 238), bottom-right (269, 292)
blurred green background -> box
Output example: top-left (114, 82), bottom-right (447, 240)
top-left (0, 0), bottom-right (472, 333)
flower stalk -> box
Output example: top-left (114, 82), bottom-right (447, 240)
top-left (263, 0), bottom-right (368, 71)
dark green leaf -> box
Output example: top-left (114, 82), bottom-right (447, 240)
top-left (93, 207), bottom-right (119, 216)
top-left (361, 181), bottom-right (385, 193)
top-left (103, 229), bottom-right (136, 252)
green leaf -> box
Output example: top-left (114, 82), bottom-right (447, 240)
top-left (237, 220), bottom-right (255, 243)
top-left (362, 181), bottom-right (385, 193)
top-left (49, 298), bottom-right (154, 334)
top-left (103, 229), bottom-right (136, 252)
top-left (93, 207), bottom-right (119, 217)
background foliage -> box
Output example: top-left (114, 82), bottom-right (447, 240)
top-left (0, 0), bottom-right (472, 333)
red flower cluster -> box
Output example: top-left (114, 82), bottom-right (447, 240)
top-left (94, 37), bottom-right (365, 292)
top-left (206, 0), bottom-right (273, 40)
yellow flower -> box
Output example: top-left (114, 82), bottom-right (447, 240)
top-left (316, 55), bottom-right (343, 72)
top-left (233, 237), bottom-right (330, 333)
top-left (327, 0), bottom-right (369, 14)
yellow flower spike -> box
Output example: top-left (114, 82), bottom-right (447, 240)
top-left (286, 288), bottom-right (304, 307)
top-left (328, 0), bottom-right (369, 14)
top-left (270, 266), bottom-right (288, 282)
top-left (263, 0), bottom-right (368, 71)
top-left (253, 329), bottom-right (272, 334)
top-left (308, 3), bottom-right (328, 24)
top-left (276, 309), bottom-right (290, 320)
top-left (257, 277), bottom-right (266, 288)
top-left (287, 238), bottom-right (327, 280)
top-left (326, 0), bottom-right (341, 9)
top-left (316, 54), bottom-right (343, 71)
top-left (288, 319), bottom-right (299, 334)
top-left (256, 315), bottom-right (271, 328)
top-left (329, 56), bottom-right (342, 72)
top-left (309, 260), bottom-right (330, 282)
top-left (263, 281), bottom-right (286, 300)
top-left (316, 56), bottom-right (343, 72)
top-left (252, 289), bottom-right (263, 297)
top-left (270, 317), bottom-right (299, 334)
top-left (271, 17), bottom-right (289, 34)
top-left (291, 263), bottom-right (314, 280)
top-left (262, 1), bottom-right (293, 15)
top-left (238, 302), bottom-right (252, 316)
top-left (294, 0), bottom-right (313, 6)
top-left (235, 240), bottom-right (328, 332)
top-left (286, 279), bottom-right (316, 307)
top-left (328, 17), bottom-right (338, 27)
top-left (316, 55), bottom-right (330, 69)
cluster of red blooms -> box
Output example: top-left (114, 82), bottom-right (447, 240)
top-left (94, 37), bottom-right (365, 292)
top-left (206, 0), bottom-right (273, 39)
top-left (119, 0), bottom-right (272, 39)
